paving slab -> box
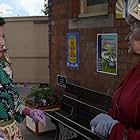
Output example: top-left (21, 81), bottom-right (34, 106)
top-left (18, 122), bottom-right (55, 140)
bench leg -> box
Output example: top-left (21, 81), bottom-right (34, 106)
top-left (51, 119), bottom-right (78, 140)
top-left (58, 123), bottom-right (78, 140)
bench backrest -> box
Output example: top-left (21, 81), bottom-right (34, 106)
top-left (65, 82), bottom-right (112, 112)
top-left (59, 83), bottom-right (112, 129)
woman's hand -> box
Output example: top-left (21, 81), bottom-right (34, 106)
top-left (90, 113), bottom-right (118, 138)
top-left (29, 109), bottom-right (46, 126)
top-left (22, 107), bottom-right (46, 126)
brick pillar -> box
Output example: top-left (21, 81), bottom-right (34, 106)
top-left (71, 0), bottom-right (80, 18)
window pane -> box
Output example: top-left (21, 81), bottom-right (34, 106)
top-left (87, 0), bottom-right (107, 6)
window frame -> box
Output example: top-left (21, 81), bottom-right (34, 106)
top-left (79, 0), bottom-right (108, 18)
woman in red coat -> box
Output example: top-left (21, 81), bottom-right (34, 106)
top-left (90, 5), bottom-right (140, 140)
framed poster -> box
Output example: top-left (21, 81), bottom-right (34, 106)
top-left (97, 33), bottom-right (118, 75)
top-left (66, 32), bottom-right (79, 69)
top-left (57, 75), bottom-right (67, 88)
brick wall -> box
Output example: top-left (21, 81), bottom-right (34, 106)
top-left (49, 0), bottom-right (140, 96)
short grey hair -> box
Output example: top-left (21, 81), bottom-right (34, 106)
top-left (126, 14), bottom-right (140, 27)
top-left (126, 14), bottom-right (136, 25)
top-left (125, 15), bottom-right (140, 41)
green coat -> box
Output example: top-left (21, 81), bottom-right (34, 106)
top-left (0, 61), bottom-right (25, 122)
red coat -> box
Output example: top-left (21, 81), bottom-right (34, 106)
top-left (108, 63), bottom-right (140, 140)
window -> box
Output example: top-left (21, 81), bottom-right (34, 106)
top-left (79, 0), bottom-right (108, 17)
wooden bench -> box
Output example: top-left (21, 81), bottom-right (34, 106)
top-left (45, 83), bottom-right (112, 140)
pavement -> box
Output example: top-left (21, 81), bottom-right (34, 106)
top-left (18, 120), bottom-right (55, 140)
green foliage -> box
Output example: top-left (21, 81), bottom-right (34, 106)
top-left (28, 86), bottom-right (52, 100)
top-left (42, 0), bottom-right (49, 15)
top-left (25, 85), bottom-right (58, 107)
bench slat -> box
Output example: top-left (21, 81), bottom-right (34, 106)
top-left (65, 83), bottom-right (112, 111)
top-left (45, 111), bottom-right (104, 140)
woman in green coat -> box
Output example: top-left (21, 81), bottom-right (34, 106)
top-left (0, 17), bottom-right (46, 140)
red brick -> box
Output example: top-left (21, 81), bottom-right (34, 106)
top-left (49, 0), bottom-right (139, 96)
top-left (71, 0), bottom-right (80, 18)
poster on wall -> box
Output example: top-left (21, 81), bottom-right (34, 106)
top-left (116, 0), bottom-right (139, 19)
top-left (97, 33), bottom-right (118, 75)
top-left (66, 32), bottom-right (79, 69)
